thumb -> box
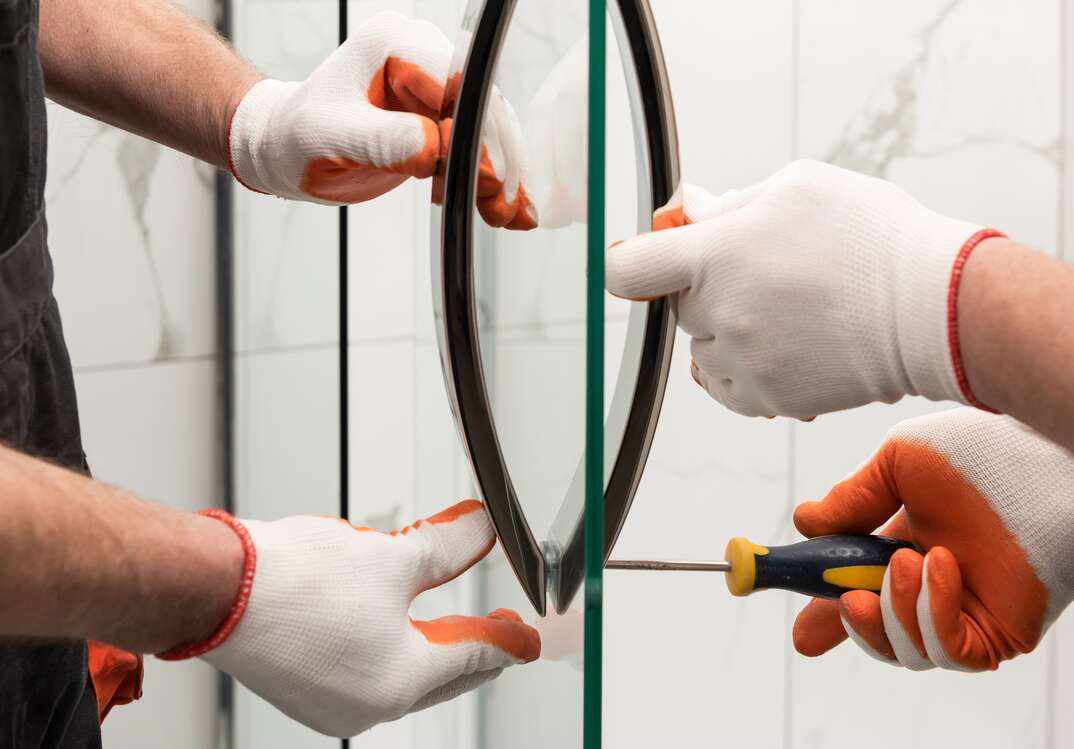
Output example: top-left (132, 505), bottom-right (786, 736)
top-left (354, 104), bottom-right (441, 179)
top-left (605, 221), bottom-right (706, 300)
top-left (394, 500), bottom-right (496, 597)
top-left (299, 104), bottom-right (441, 204)
top-left (604, 177), bottom-right (769, 300)
top-left (794, 441), bottom-right (902, 537)
top-left (316, 101), bottom-right (440, 178)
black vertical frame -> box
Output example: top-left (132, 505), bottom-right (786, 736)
top-left (214, 0), bottom-right (236, 741)
top-left (338, 1), bottom-right (351, 749)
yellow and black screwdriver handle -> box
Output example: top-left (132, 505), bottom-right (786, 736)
top-left (723, 534), bottom-right (917, 599)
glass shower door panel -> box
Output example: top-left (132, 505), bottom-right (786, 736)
top-left (231, 1), bottom-right (341, 747)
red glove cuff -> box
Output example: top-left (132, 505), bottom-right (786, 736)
top-left (157, 510), bottom-right (257, 661)
top-left (947, 227), bottom-right (1005, 413)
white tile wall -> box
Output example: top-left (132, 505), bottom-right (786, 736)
top-left (604, 2), bottom-right (796, 747)
top-left (47, 113), bottom-right (217, 368)
top-left (784, 2), bottom-right (1061, 747)
top-left (604, 0), bottom-right (1072, 748)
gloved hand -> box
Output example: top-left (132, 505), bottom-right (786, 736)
top-left (792, 408), bottom-right (1074, 671)
top-left (228, 10), bottom-right (536, 229)
top-left (159, 500), bottom-right (540, 737)
top-left (605, 160), bottom-right (1004, 419)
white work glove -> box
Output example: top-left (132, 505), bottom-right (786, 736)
top-left (228, 10), bottom-right (536, 229)
top-left (159, 500), bottom-right (540, 738)
top-left (792, 408), bottom-right (1074, 671)
top-left (605, 160), bottom-right (1004, 419)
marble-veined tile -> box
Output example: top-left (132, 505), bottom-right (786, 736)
top-left (799, 0), bottom-right (1060, 254)
top-left (793, 2), bottom-right (1059, 744)
top-left (47, 108), bottom-right (216, 368)
top-left (649, 0), bottom-right (795, 192)
top-left (45, 0), bottom-right (218, 370)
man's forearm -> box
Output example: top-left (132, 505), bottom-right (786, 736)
top-left (39, 0), bottom-right (262, 168)
top-left (0, 445), bottom-right (242, 653)
top-left (960, 238), bottom-right (1074, 453)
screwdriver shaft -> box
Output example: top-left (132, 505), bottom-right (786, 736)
top-left (605, 560), bottom-right (732, 573)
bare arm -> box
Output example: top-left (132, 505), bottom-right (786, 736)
top-left (38, 0), bottom-right (261, 168)
top-left (0, 445), bottom-right (242, 653)
top-left (960, 238), bottom-right (1074, 453)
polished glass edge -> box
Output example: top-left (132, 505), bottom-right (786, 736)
top-left (583, 0), bottom-right (607, 743)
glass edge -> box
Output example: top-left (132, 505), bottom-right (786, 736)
top-left (584, 0), bottom-right (607, 747)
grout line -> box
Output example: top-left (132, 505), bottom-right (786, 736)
top-left (74, 352), bottom-right (216, 375)
top-left (74, 333), bottom-right (427, 375)
top-left (236, 340), bottom-right (338, 357)
top-left (235, 335), bottom-right (415, 358)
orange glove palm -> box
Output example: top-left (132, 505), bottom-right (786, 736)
top-left (792, 408), bottom-right (1074, 671)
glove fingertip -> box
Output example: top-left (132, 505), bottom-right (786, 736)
top-left (412, 615), bottom-right (542, 664)
top-left (792, 598), bottom-right (846, 657)
top-left (837, 597), bottom-right (897, 661)
top-left (604, 230), bottom-right (694, 301)
top-left (838, 590), bottom-right (897, 662)
top-left (652, 204), bottom-right (687, 231)
top-left (791, 501), bottom-right (825, 538)
top-left (503, 184), bottom-right (538, 231)
top-left (487, 608), bottom-right (523, 623)
top-left (393, 116), bottom-right (441, 179)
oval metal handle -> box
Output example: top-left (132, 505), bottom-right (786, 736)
top-left (435, 0), bottom-right (679, 615)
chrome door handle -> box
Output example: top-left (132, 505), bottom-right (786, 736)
top-left (434, 0), bottom-right (679, 615)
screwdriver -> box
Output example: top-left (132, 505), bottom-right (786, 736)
top-left (606, 534), bottom-right (916, 599)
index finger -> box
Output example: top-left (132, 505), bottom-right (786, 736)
top-left (794, 441), bottom-right (902, 537)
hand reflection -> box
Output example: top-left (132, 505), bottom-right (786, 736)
top-left (534, 607), bottom-right (583, 671)
top-left (525, 36), bottom-right (588, 229)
